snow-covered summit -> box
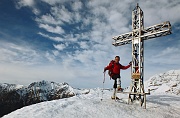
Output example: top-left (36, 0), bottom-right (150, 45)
top-left (0, 83), bottom-right (23, 92)
top-left (23, 80), bottom-right (75, 101)
top-left (145, 70), bottom-right (180, 95)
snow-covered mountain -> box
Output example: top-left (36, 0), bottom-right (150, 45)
top-left (2, 70), bottom-right (180, 118)
top-left (145, 70), bottom-right (180, 95)
top-left (0, 80), bottom-right (75, 117)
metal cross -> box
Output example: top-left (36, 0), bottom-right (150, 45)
top-left (112, 3), bottom-right (171, 108)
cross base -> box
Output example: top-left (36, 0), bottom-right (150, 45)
top-left (128, 90), bottom-right (150, 109)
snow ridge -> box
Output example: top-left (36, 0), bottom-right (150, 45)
top-left (145, 70), bottom-right (180, 95)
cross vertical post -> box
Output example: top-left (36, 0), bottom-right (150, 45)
top-left (130, 3), bottom-right (145, 105)
top-left (112, 3), bottom-right (171, 108)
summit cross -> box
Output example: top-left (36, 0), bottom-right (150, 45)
top-left (112, 3), bottom-right (171, 108)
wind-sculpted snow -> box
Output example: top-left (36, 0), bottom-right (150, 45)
top-left (145, 70), bottom-right (180, 95)
top-left (0, 81), bottom-right (75, 117)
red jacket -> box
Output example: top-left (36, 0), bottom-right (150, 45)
top-left (105, 60), bottom-right (131, 75)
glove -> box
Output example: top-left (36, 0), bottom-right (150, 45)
top-left (129, 61), bottom-right (132, 65)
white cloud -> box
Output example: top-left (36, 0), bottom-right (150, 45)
top-left (64, 33), bottom-right (79, 42)
top-left (0, 42), bottom-right (42, 65)
top-left (156, 47), bottom-right (179, 57)
top-left (140, 0), bottom-right (180, 26)
top-left (38, 32), bottom-right (64, 42)
top-left (72, 1), bottom-right (82, 11)
top-left (32, 8), bottom-right (40, 15)
top-left (35, 14), bottom-right (63, 25)
top-left (52, 50), bottom-right (59, 56)
top-left (79, 41), bottom-right (89, 49)
top-left (45, 51), bottom-right (56, 63)
top-left (53, 44), bottom-right (66, 51)
top-left (150, 47), bottom-right (180, 65)
top-left (51, 6), bottom-right (72, 23)
top-left (40, 0), bottom-right (70, 5)
top-left (39, 24), bottom-right (65, 34)
top-left (16, 0), bottom-right (35, 8)
top-left (15, 0), bottom-right (40, 15)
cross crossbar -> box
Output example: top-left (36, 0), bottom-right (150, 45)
top-left (112, 21), bottom-right (171, 46)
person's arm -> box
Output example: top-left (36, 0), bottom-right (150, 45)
top-left (120, 63), bottom-right (131, 70)
top-left (104, 62), bottom-right (113, 72)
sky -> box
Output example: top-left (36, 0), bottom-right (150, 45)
top-left (0, 0), bottom-right (180, 88)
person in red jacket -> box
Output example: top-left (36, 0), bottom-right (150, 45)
top-left (104, 56), bottom-right (131, 99)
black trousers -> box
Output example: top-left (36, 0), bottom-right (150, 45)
top-left (112, 74), bottom-right (120, 88)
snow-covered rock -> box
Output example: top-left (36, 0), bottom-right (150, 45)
top-left (0, 83), bottom-right (24, 92)
top-left (145, 70), bottom-right (180, 95)
top-left (0, 80), bottom-right (75, 117)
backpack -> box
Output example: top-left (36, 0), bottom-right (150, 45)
top-left (108, 60), bottom-right (115, 79)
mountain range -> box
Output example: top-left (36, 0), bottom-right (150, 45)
top-left (0, 81), bottom-right (75, 117)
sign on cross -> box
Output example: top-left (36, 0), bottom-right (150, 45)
top-left (112, 4), bottom-right (171, 108)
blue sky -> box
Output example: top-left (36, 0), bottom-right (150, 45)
top-left (0, 0), bottom-right (180, 88)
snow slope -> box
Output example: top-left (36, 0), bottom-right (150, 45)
top-left (145, 70), bottom-right (180, 95)
top-left (3, 88), bottom-right (180, 118)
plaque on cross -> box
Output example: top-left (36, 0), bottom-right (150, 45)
top-left (112, 4), bottom-right (171, 108)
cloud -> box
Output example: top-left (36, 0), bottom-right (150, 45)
top-left (140, 0), bottom-right (180, 26)
top-left (39, 24), bottom-right (65, 34)
top-left (16, 0), bottom-right (35, 8)
top-left (78, 41), bottom-right (89, 49)
top-left (15, 0), bottom-right (40, 15)
top-left (40, 0), bottom-right (70, 5)
top-left (150, 47), bottom-right (180, 65)
top-left (52, 50), bottom-right (59, 56)
top-left (0, 41), bottom-right (42, 65)
top-left (38, 32), bottom-right (64, 42)
top-left (53, 44), bottom-right (66, 51)
top-left (32, 8), bottom-right (40, 15)
top-left (35, 14), bottom-right (63, 25)
top-left (45, 51), bottom-right (56, 63)
top-left (51, 5), bottom-right (73, 23)
top-left (72, 1), bottom-right (82, 11)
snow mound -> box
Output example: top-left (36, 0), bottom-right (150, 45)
top-left (145, 70), bottom-right (180, 95)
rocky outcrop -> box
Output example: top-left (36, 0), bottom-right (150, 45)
top-left (0, 81), bottom-right (75, 117)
